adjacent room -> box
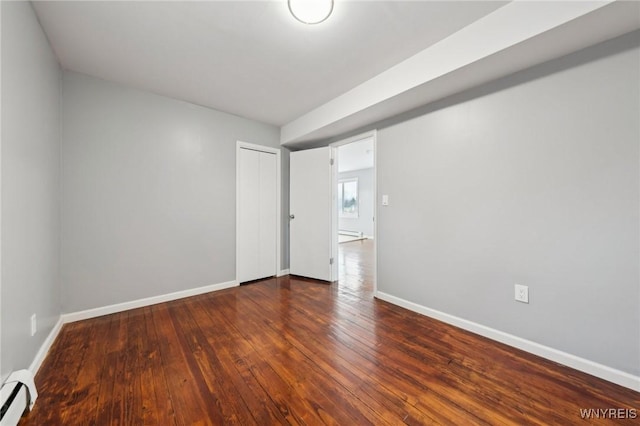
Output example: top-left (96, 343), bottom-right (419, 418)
top-left (2, 1), bottom-right (639, 424)
top-left (336, 136), bottom-right (375, 292)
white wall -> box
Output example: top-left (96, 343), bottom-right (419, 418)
top-left (338, 168), bottom-right (374, 237)
top-left (376, 32), bottom-right (639, 376)
top-left (1, 1), bottom-right (62, 381)
top-left (61, 72), bottom-right (284, 313)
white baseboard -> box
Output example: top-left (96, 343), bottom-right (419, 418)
top-left (375, 291), bottom-right (640, 392)
top-left (62, 280), bottom-right (238, 324)
top-left (277, 269), bottom-right (290, 277)
top-left (28, 280), bottom-right (238, 378)
top-left (31, 285), bottom-right (638, 392)
top-left (28, 316), bottom-right (63, 374)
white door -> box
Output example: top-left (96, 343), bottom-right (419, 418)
top-left (258, 152), bottom-right (277, 277)
top-left (238, 147), bottom-right (277, 283)
top-left (290, 147), bottom-right (334, 281)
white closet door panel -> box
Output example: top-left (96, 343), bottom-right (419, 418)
top-left (238, 148), bottom-right (260, 282)
top-left (259, 152), bottom-right (277, 278)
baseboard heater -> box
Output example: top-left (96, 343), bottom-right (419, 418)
top-left (339, 230), bottom-right (363, 237)
top-left (1, 370), bottom-right (38, 426)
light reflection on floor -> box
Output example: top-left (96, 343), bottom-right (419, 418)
top-left (332, 238), bottom-right (381, 358)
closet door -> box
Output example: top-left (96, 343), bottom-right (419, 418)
top-left (259, 152), bottom-right (277, 278)
top-left (238, 147), bottom-right (277, 283)
top-left (238, 148), bottom-right (261, 283)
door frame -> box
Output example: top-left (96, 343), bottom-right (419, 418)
top-left (330, 130), bottom-right (378, 294)
top-left (236, 141), bottom-right (282, 284)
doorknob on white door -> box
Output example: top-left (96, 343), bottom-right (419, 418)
top-left (289, 214), bottom-right (295, 220)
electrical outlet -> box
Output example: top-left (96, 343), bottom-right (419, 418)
top-left (30, 314), bottom-right (37, 336)
top-left (515, 284), bottom-right (529, 304)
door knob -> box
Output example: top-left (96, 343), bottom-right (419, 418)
top-left (289, 214), bottom-right (295, 220)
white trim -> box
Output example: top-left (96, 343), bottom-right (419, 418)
top-left (330, 146), bottom-right (338, 281)
top-left (28, 316), bottom-right (63, 374)
top-left (331, 131), bottom-right (375, 148)
top-left (236, 141), bottom-right (282, 284)
top-left (62, 280), bottom-right (238, 324)
top-left (375, 291), bottom-right (640, 392)
top-left (28, 280), bottom-right (238, 377)
top-left (338, 166), bottom-right (374, 174)
top-left (372, 131), bottom-right (378, 295)
top-left (277, 269), bottom-right (290, 277)
top-left (236, 141), bottom-right (281, 155)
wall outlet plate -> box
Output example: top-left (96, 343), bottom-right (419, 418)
top-left (30, 314), bottom-right (37, 336)
top-left (515, 284), bottom-right (529, 304)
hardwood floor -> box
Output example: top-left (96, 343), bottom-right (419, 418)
top-left (22, 240), bottom-right (638, 425)
top-left (338, 238), bottom-right (374, 292)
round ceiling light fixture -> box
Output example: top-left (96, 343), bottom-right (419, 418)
top-left (288, 0), bottom-right (334, 25)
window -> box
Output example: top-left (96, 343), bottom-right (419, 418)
top-left (338, 178), bottom-right (358, 218)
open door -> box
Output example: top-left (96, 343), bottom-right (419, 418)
top-left (290, 147), bottom-right (335, 281)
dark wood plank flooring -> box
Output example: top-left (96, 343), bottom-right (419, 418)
top-left (22, 239), bottom-right (639, 424)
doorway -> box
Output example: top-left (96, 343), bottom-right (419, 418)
top-left (332, 132), bottom-right (377, 294)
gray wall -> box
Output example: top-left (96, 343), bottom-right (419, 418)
top-left (338, 168), bottom-right (374, 237)
top-left (61, 72), bottom-right (285, 313)
top-left (376, 32), bottom-right (640, 375)
top-left (1, 1), bottom-right (62, 381)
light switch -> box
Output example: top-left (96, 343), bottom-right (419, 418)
top-left (382, 195), bottom-right (389, 206)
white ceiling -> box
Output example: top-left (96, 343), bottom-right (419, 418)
top-left (30, 1), bottom-right (640, 147)
top-left (282, 1), bottom-right (640, 146)
top-left (338, 137), bottom-right (373, 173)
top-left (32, 0), bottom-right (507, 126)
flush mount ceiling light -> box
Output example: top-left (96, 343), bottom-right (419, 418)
top-left (288, 0), bottom-right (334, 25)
